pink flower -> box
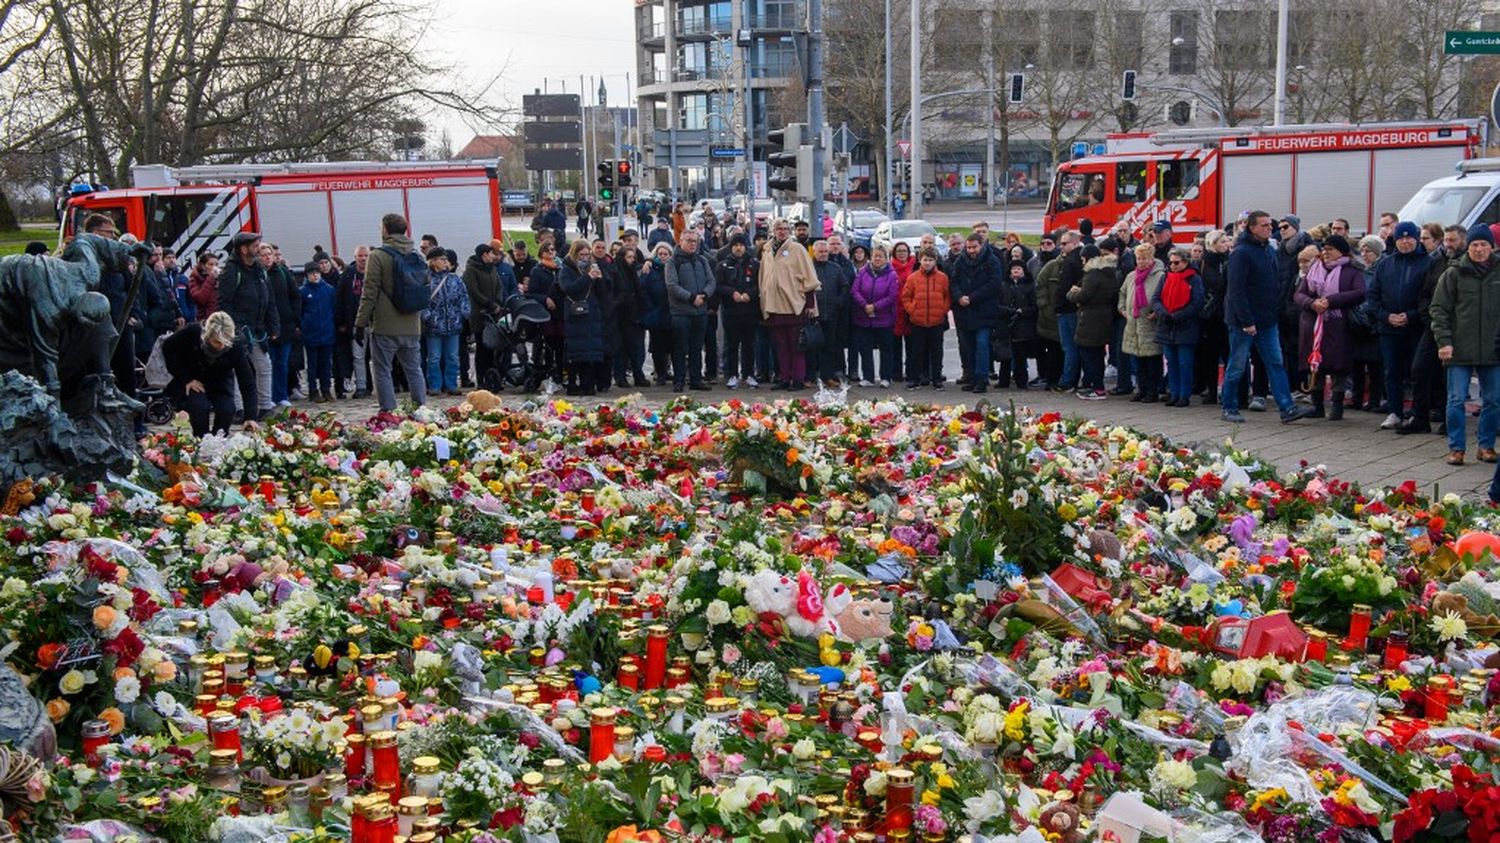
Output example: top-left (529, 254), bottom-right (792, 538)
top-left (723, 753), bottom-right (745, 774)
top-left (763, 717), bottom-right (789, 742)
top-left (814, 825), bottom-right (839, 843)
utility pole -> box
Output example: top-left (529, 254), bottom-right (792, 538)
top-left (909, 0), bottom-right (923, 218)
top-left (883, 0), bottom-right (893, 216)
top-left (986, 56), bottom-right (995, 210)
top-left (1272, 0), bottom-right (1289, 126)
top-left (808, 0), bottom-right (825, 229)
top-left (581, 75), bottom-right (592, 199)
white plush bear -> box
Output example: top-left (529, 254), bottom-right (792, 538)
top-left (744, 569), bottom-right (837, 638)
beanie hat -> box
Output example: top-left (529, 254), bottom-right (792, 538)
top-left (474, 244), bottom-right (493, 257)
top-left (1280, 214), bottom-right (1301, 230)
top-left (1322, 234), bottom-right (1352, 256)
top-left (1393, 221), bottom-right (1420, 240)
top-left (444, 248), bottom-right (459, 266)
top-left (729, 233), bottom-right (747, 248)
top-left (313, 249), bottom-right (332, 263)
top-left (1468, 223), bottom-right (1495, 246)
top-left (1080, 245), bottom-right (1102, 262)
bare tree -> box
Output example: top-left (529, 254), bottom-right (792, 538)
top-left (0, 0), bottom-right (508, 184)
top-left (1023, 11), bottom-right (1105, 168)
top-left (1397, 0), bottom-right (1471, 120)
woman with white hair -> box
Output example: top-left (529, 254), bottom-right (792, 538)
top-left (162, 311), bottom-right (244, 436)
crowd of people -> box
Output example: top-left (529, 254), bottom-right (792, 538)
top-left (71, 196), bottom-right (1500, 490)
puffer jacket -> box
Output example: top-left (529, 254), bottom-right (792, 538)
top-left (851, 263), bottom-right (900, 329)
top-left (715, 252), bottom-right (760, 323)
top-left (890, 255), bottom-right (915, 337)
top-left (1118, 259), bottom-right (1164, 356)
top-left (421, 270), bottom-right (471, 336)
top-left (217, 255), bottom-right (279, 343)
top-left (1069, 254), bottom-right (1120, 347)
top-left (813, 258), bottom-right (848, 324)
top-left (266, 262), bottom-right (301, 343)
top-left (664, 247), bottom-right (716, 317)
top-left (949, 249), bottom-right (1003, 331)
top-left (1007, 270), bottom-right (1038, 342)
top-left (299, 277), bottom-right (337, 346)
top-left (557, 258), bottom-right (604, 362)
top-left (639, 260), bottom-right (671, 332)
top-left (902, 266), bottom-right (950, 329)
top-left (1431, 255), bottom-right (1500, 367)
top-left (527, 258), bottom-right (565, 339)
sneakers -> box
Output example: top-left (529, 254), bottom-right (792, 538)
top-left (1380, 413), bottom-right (1401, 430)
top-left (1221, 410), bottom-right (1246, 423)
top-left (878, 379), bottom-right (891, 388)
top-left (1395, 418), bottom-right (1431, 435)
top-left (1280, 406), bottom-right (1316, 424)
top-left (276, 399), bottom-right (292, 408)
top-left (858, 379), bottom-right (875, 387)
top-left (725, 376), bottom-right (740, 389)
top-left (1076, 388), bottom-right (1107, 401)
top-left (745, 376), bottom-right (759, 389)
top-left (1248, 396), bottom-right (1267, 412)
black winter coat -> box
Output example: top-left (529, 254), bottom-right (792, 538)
top-left (1005, 271), bottom-right (1039, 342)
top-left (1071, 254), bottom-right (1120, 347)
top-left (715, 252), bottom-right (761, 322)
top-left (1199, 250), bottom-right (1228, 322)
top-left (557, 259), bottom-right (604, 362)
top-left (162, 322), bottom-right (244, 400)
top-left (217, 256), bottom-right (280, 343)
top-left (1151, 269), bottom-right (1206, 346)
top-left (949, 250), bottom-right (1004, 331)
top-left (335, 266), bottom-right (363, 335)
top-left (266, 262), bottom-right (302, 343)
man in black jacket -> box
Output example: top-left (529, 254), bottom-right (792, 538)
top-left (263, 244), bottom-right (301, 407)
top-left (334, 246), bottom-right (369, 398)
top-left (1053, 232), bottom-right (1084, 392)
top-left (218, 232), bottom-right (279, 420)
top-left (715, 235), bottom-right (760, 388)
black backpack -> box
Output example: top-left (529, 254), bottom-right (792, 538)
top-left (378, 246), bottom-right (431, 314)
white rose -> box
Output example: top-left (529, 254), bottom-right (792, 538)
top-left (863, 770), bottom-right (888, 797)
top-left (705, 599), bottom-right (732, 627)
top-left (792, 738), bottom-right (816, 760)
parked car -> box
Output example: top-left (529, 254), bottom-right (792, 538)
top-left (833, 208), bottom-right (890, 250)
top-left (871, 219), bottom-right (947, 258)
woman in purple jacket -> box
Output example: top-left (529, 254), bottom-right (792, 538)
top-left (851, 244), bottom-right (900, 386)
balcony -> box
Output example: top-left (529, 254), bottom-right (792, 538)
top-left (744, 5), bottom-right (805, 32)
top-left (638, 20), bottom-right (664, 44)
top-left (675, 16), bottom-right (732, 39)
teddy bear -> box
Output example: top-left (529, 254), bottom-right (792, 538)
top-left (1038, 800), bottom-right (1083, 843)
top-left (744, 569), bottom-right (833, 638)
top-left (832, 597), bottom-right (895, 643)
top-left (462, 389), bottom-right (503, 414)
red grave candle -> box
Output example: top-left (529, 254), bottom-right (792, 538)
top-left (644, 625), bottom-right (669, 690)
top-left (369, 731), bottom-right (400, 794)
top-left (590, 707), bottom-right (617, 764)
top-left (1345, 604), bottom-right (1372, 651)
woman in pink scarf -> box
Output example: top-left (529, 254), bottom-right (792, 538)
top-left (1293, 234), bottom-right (1367, 420)
top-left (1118, 242), bottom-right (1164, 402)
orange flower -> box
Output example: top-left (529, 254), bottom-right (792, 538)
top-left (113, 666), bottom-right (136, 682)
top-left (785, 448), bottom-right (800, 464)
top-left (44, 698), bottom-right (70, 723)
top-left (92, 605), bottom-right (118, 631)
top-left (36, 643), bottom-right (65, 671)
top-left (605, 826), bottom-right (663, 843)
top-left (775, 429), bottom-right (789, 443)
top-left (97, 707), bottom-right (125, 735)
top-left (152, 661), bottom-right (177, 683)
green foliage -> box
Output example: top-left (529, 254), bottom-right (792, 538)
top-left (961, 404), bottom-right (1071, 578)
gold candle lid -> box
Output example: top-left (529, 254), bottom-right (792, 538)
top-left (411, 756), bottom-right (440, 774)
top-left (887, 768), bottom-right (915, 784)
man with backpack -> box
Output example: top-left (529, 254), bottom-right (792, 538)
top-left (355, 213), bottom-right (428, 412)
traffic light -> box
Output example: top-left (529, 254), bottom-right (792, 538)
top-left (597, 159), bottom-right (615, 201)
top-left (767, 123), bottom-right (804, 196)
top-left (1122, 70), bottom-right (1137, 102)
top-left (1008, 73), bottom-right (1025, 104)
top-left (616, 159), bottom-right (633, 187)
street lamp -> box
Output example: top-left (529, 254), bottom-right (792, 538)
top-left (1292, 65), bottom-right (1306, 123)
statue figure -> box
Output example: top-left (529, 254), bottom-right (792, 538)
top-left (0, 233), bottom-right (151, 485)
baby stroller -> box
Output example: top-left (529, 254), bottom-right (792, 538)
top-left (138, 335), bottom-right (179, 425)
top-left (478, 293), bottom-right (552, 392)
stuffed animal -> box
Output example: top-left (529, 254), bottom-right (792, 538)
top-left (462, 389), bottom-right (503, 413)
top-left (745, 569), bottom-right (835, 638)
top-left (1038, 800), bottom-right (1083, 843)
top-left (833, 597), bottom-right (895, 643)
top-left (391, 526), bottom-right (427, 552)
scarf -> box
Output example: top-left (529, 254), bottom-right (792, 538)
top-left (539, 256), bottom-right (558, 271)
top-left (1132, 264), bottom-right (1152, 318)
top-left (1161, 268), bottom-right (1194, 313)
top-left (1308, 256), bottom-right (1348, 300)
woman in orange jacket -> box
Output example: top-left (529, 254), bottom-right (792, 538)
top-left (901, 246), bottom-right (951, 388)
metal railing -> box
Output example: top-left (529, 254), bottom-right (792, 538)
top-left (676, 16), bottom-right (732, 36)
top-left (638, 20), bottom-right (664, 40)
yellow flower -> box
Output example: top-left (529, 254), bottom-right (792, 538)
top-left (921, 788), bottom-right (941, 806)
top-left (1249, 788), bottom-right (1287, 813)
top-left (1386, 675), bottom-right (1412, 693)
top-left (59, 670), bottom-right (87, 695)
top-left (1003, 702), bottom-right (1029, 742)
top-left (1057, 503), bottom-right (1078, 522)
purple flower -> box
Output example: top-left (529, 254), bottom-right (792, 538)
top-left (1228, 513), bottom-right (1258, 548)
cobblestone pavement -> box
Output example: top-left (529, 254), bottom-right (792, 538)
top-left (309, 377), bottom-right (1497, 500)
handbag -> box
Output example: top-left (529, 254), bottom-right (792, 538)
top-left (565, 281), bottom-right (592, 317)
top-left (798, 320), bottom-right (825, 353)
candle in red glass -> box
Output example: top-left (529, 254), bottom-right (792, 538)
top-left (527, 586), bottom-right (545, 605)
top-left (1383, 631), bottom-right (1409, 670)
top-left (885, 768), bottom-right (915, 831)
top-left (617, 663), bottom-right (640, 691)
top-left (258, 475), bottom-right (275, 504)
top-left (345, 733), bottom-right (367, 780)
top-left (589, 708), bottom-right (617, 764)
top-left (202, 578), bottom-right (222, 607)
top-left (208, 713), bottom-right (243, 761)
top-left (350, 799), bottom-right (369, 843)
top-left (644, 625), bottom-right (668, 690)
top-left (1304, 633), bottom-right (1328, 662)
top-left (1345, 604), bottom-right (1372, 650)
top-left (81, 719), bottom-right (110, 766)
top-left (370, 731), bottom-right (400, 793)
top-left (367, 803), bottom-right (397, 843)
top-left (1425, 676), bottom-right (1453, 722)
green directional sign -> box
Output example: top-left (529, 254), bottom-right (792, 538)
top-left (1446, 31), bottom-right (1500, 54)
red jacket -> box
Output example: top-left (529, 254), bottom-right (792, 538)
top-left (188, 268), bottom-right (218, 319)
top-left (891, 256), bottom-right (916, 336)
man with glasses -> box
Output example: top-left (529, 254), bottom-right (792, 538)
top-left (1367, 221), bottom-right (1432, 430)
top-left (1221, 211), bottom-right (1315, 424)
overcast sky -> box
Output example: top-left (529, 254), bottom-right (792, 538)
top-left (431, 0), bottom-right (639, 144)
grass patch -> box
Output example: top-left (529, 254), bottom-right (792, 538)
top-left (0, 225), bottom-right (58, 257)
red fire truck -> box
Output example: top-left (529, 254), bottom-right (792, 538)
top-left (63, 159), bottom-right (505, 261)
top-left (1043, 120), bottom-right (1483, 240)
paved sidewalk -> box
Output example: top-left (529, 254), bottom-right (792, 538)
top-left (313, 382), bottom-right (1497, 500)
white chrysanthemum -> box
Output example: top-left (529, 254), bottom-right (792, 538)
top-left (1432, 610), bottom-right (1469, 642)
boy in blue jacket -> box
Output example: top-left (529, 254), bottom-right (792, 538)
top-left (300, 261), bottom-right (337, 402)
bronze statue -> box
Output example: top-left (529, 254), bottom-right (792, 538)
top-left (0, 233), bottom-right (151, 484)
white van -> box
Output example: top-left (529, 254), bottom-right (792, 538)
top-left (1397, 160), bottom-right (1500, 229)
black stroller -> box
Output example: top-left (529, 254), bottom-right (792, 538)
top-left (477, 293), bottom-right (552, 392)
